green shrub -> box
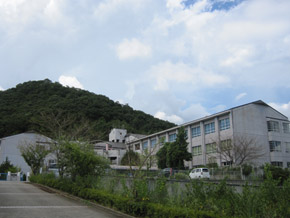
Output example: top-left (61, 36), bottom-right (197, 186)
top-left (264, 164), bottom-right (290, 185)
top-left (174, 172), bottom-right (189, 180)
top-left (242, 164), bottom-right (252, 177)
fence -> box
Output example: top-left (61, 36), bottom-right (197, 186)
top-left (0, 172), bottom-right (23, 181)
top-left (106, 166), bottom-right (264, 181)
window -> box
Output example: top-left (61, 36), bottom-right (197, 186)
top-left (269, 141), bottom-right (281, 152)
top-left (142, 141), bottom-right (148, 150)
top-left (206, 142), bottom-right (217, 154)
top-left (271, 162), bottom-right (283, 167)
top-left (191, 126), bottom-right (201, 138)
top-left (151, 139), bottom-right (157, 148)
top-left (192, 145), bottom-right (202, 156)
top-left (184, 129), bottom-right (188, 139)
top-left (220, 139), bottom-right (232, 151)
top-left (48, 159), bottom-right (56, 167)
top-left (287, 162), bottom-right (290, 168)
top-left (169, 133), bottom-right (177, 142)
top-left (219, 118), bottom-right (230, 131)
top-left (222, 161), bottom-right (233, 166)
top-left (135, 143), bottom-right (140, 150)
top-left (159, 136), bottom-right (166, 146)
top-left (285, 142), bottom-right (290, 153)
top-left (267, 121), bottom-right (279, 132)
top-left (205, 122), bottom-right (215, 134)
top-left (283, 123), bottom-right (290, 133)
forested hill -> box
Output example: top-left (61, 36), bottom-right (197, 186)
top-left (0, 79), bottom-right (175, 140)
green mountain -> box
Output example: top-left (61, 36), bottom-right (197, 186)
top-left (0, 79), bottom-right (175, 140)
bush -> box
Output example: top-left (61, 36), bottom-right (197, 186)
top-left (263, 164), bottom-right (290, 185)
top-left (174, 172), bottom-right (189, 180)
top-left (242, 164), bottom-right (252, 177)
top-left (30, 174), bottom-right (217, 218)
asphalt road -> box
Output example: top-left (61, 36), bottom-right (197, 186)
top-left (0, 181), bottom-right (132, 218)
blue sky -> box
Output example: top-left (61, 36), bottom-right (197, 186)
top-left (0, 0), bottom-right (290, 124)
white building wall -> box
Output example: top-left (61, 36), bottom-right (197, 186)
top-left (109, 129), bottom-right (127, 143)
top-left (0, 133), bottom-right (53, 174)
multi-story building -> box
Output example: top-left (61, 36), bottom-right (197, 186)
top-left (127, 100), bottom-right (290, 169)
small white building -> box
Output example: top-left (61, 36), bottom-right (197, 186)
top-left (109, 128), bottom-right (127, 143)
top-left (94, 141), bottom-right (127, 165)
top-left (0, 132), bottom-right (54, 174)
top-left (95, 129), bottom-right (146, 165)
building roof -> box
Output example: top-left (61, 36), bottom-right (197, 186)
top-left (125, 133), bottom-right (147, 139)
top-left (0, 132), bottom-right (53, 142)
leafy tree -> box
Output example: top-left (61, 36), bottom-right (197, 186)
top-left (157, 127), bottom-right (192, 169)
top-left (0, 157), bottom-right (21, 173)
top-left (19, 143), bottom-right (50, 175)
top-left (58, 140), bottom-right (109, 181)
top-left (156, 143), bottom-right (169, 169)
top-left (121, 150), bottom-right (141, 166)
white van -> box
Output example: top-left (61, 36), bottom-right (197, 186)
top-left (189, 168), bottom-right (210, 179)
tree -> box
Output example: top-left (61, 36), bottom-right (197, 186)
top-left (19, 143), bottom-right (50, 175)
top-left (216, 135), bottom-right (265, 166)
top-left (0, 157), bottom-right (21, 173)
top-left (121, 150), bottom-right (141, 166)
top-left (33, 110), bottom-right (98, 141)
top-left (58, 140), bottom-right (109, 181)
top-left (156, 143), bottom-right (168, 169)
top-left (156, 127), bottom-right (192, 169)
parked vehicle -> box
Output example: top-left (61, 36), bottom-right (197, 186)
top-left (189, 168), bottom-right (210, 179)
top-left (160, 168), bottom-right (178, 177)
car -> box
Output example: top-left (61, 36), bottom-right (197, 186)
top-left (160, 168), bottom-right (178, 177)
top-left (189, 168), bottom-right (210, 179)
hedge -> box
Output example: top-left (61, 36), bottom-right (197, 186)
top-left (30, 174), bottom-right (219, 218)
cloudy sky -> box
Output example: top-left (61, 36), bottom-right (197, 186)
top-left (0, 0), bottom-right (290, 124)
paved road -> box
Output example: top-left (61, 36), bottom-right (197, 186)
top-left (0, 181), bottom-right (132, 218)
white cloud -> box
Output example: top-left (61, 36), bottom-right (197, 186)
top-left (269, 102), bottom-right (290, 119)
top-left (94, 0), bottom-right (146, 20)
top-left (221, 47), bottom-right (253, 67)
top-left (180, 103), bottom-right (210, 122)
top-left (149, 61), bottom-right (229, 91)
top-left (235, 92), bottom-right (247, 101)
top-left (58, 75), bottom-right (84, 89)
top-left (116, 38), bottom-right (151, 60)
top-left (0, 86), bottom-right (4, 91)
top-left (154, 111), bottom-right (183, 124)
top-left (124, 80), bottom-right (136, 100)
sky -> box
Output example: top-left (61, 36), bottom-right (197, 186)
top-left (0, 0), bottom-right (290, 124)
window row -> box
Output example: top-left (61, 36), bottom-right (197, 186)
top-left (192, 139), bottom-right (232, 156)
top-left (269, 141), bottom-right (290, 152)
top-left (191, 118), bottom-right (230, 138)
top-left (267, 121), bottom-right (290, 133)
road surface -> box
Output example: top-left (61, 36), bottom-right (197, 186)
top-left (0, 181), bottom-right (132, 218)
